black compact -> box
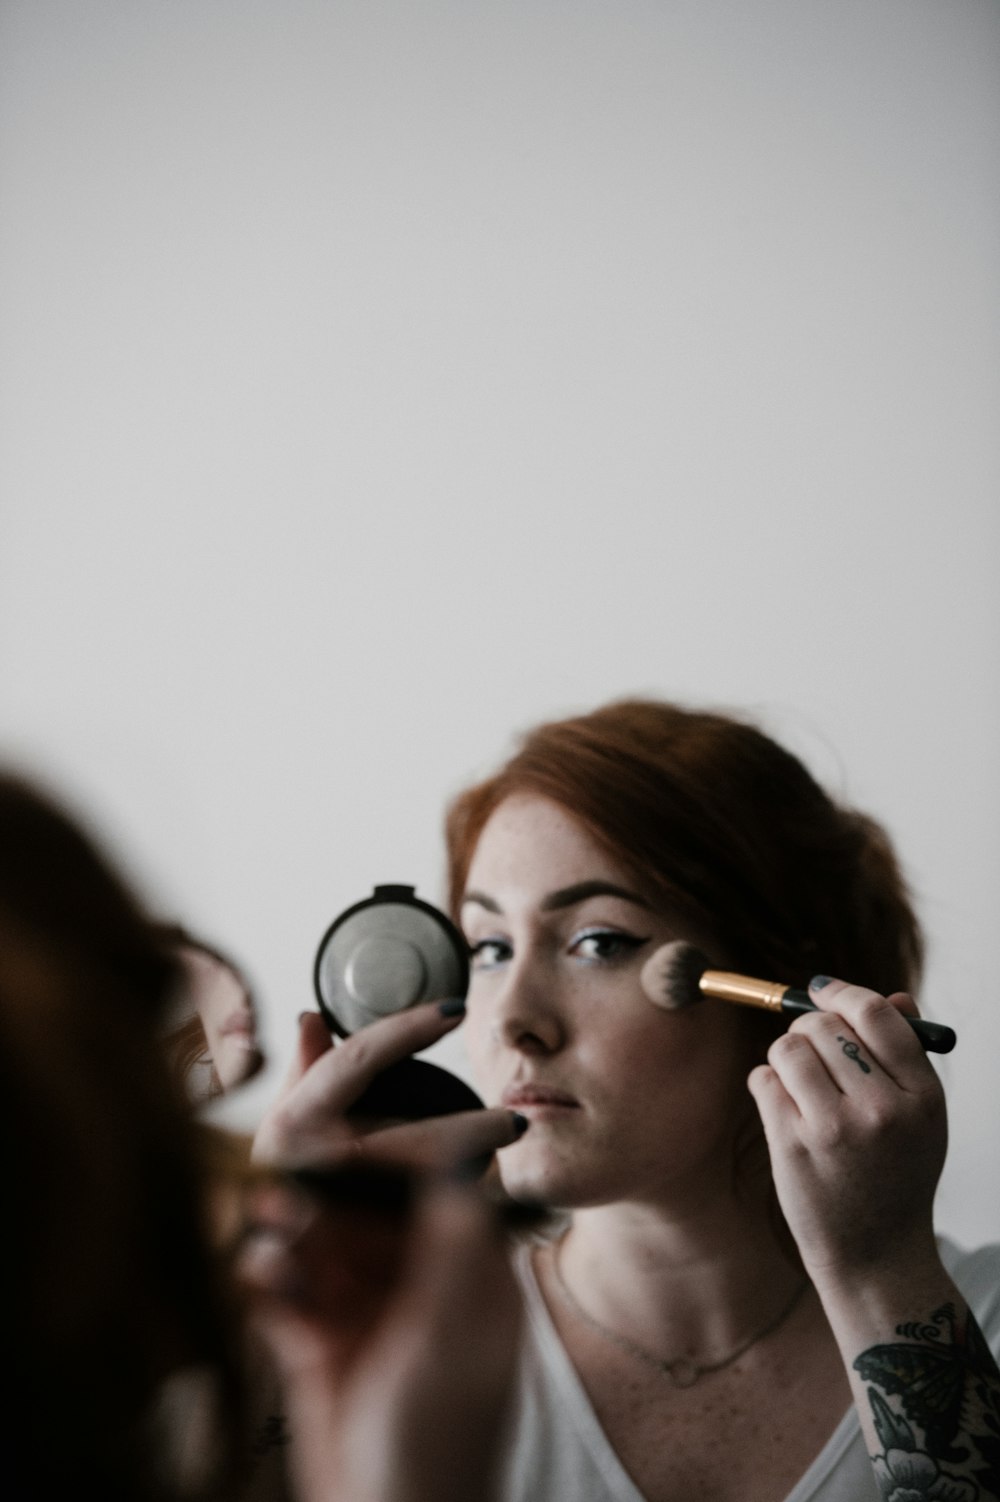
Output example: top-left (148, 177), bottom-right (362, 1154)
top-left (313, 885), bottom-right (483, 1121)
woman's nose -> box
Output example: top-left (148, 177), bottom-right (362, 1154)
top-left (488, 960), bottom-right (564, 1055)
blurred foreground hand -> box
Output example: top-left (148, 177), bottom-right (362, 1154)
top-left (241, 1166), bottom-right (522, 1502)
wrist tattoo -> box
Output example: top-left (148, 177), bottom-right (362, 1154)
top-left (836, 1035), bottom-right (871, 1074)
top-left (854, 1303), bottom-right (1000, 1499)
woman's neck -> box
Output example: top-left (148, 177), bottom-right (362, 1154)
top-left (550, 1189), bottom-right (802, 1362)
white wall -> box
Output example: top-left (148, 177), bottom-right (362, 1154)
top-left (1, 0), bottom-right (998, 1244)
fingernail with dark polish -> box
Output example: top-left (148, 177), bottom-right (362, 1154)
top-left (510, 1111), bottom-right (530, 1137)
top-left (439, 998), bottom-right (466, 1018)
top-left (810, 975), bottom-right (832, 990)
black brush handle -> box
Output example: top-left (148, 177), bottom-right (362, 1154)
top-left (781, 990), bottom-right (956, 1054)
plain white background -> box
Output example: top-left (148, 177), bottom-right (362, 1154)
top-left (1, 1), bottom-right (998, 1244)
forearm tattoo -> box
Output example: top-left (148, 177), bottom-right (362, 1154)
top-left (853, 1302), bottom-right (1000, 1498)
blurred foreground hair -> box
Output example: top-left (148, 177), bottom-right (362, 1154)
top-left (0, 773), bottom-right (247, 1501)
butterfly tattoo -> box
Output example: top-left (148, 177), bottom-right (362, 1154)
top-left (854, 1303), bottom-right (997, 1464)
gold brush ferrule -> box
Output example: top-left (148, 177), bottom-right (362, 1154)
top-left (698, 970), bottom-right (789, 1012)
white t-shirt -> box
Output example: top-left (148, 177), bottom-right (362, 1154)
top-left (500, 1237), bottom-right (1000, 1502)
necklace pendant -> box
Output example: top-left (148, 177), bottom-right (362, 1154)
top-left (665, 1358), bottom-right (699, 1389)
top-left (550, 1238), bottom-right (809, 1393)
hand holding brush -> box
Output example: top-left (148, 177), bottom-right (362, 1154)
top-left (640, 942), bottom-right (957, 1054)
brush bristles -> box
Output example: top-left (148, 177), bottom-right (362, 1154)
top-left (640, 941), bottom-right (711, 1011)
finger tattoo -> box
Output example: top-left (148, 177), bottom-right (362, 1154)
top-left (836, 1035), bottom-right (872, 1074)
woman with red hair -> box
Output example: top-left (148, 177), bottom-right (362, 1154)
top-left (440, 698), bottom-right (999, 1502)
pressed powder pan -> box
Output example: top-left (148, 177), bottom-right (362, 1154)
top-left (313, 885), bottom-right (483, 1121)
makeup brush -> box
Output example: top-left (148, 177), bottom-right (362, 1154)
top-left (640, 941), bottom-right (957, 1054)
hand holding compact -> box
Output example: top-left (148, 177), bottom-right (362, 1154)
top-left (747, 977), bottom-right (948, 1287)
top-left (253, 1001), bottom-right (525, 1172)
top-left (255, 883), bottom-right (528, 1172)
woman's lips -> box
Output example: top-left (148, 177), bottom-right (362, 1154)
top-left (501, 1083), bottom-right (580, 1113)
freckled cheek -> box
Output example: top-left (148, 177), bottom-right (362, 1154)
top-left (577, 1018), bottom-right (688, 1078)
top-left (585, 1036), bottom-right (714, 1131)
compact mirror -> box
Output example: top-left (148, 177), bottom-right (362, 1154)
top-left (313, 885), bottom-right (482, 1121)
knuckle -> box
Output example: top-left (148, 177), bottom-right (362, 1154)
top-left (780, 1131), bottom-right (810, 1162)
top-left (768, 1032), bottom-right (802, 1064)
top-left (855, 995), bottom-right (891, 1029)
top-left (861, 1099), bottom-right (896, 1136)
top-left (337, 1030), bottom-right (377, 1073)
top-left (786, 1013), bottom-right (817, 1038)
top-left (814, 1116), bottom-right (847, 1153)
top-left (787, 1010), bottom-right (838, 1044)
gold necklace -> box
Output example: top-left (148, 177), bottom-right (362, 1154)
top-left (550, 1241), bottom-right (809, 1390)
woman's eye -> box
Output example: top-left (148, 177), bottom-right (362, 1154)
top-left (570, 929), bottom-right (649, 964)
top-left (468, 937), bottom-right (513, 971)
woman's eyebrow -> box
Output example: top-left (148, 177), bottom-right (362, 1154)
top-left (461, 881), bottom-right (650, 915)
top-left (540, 880), bottom-right (650, 911)
top-left (462, 890), bottom-right (502, 913)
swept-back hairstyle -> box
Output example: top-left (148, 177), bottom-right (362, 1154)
top-left (446, 699), bottom-right (922, 999)
top-left (0, 773), bottom-right (247, 1501)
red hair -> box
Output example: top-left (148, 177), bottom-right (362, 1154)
top-left (446, 699), bottom-right (922, 996)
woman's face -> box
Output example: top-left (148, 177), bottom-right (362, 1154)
top-left (461, 795), bottom-right (754, 1209)
top-left (179, 947), bottom-right (260, 1090)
